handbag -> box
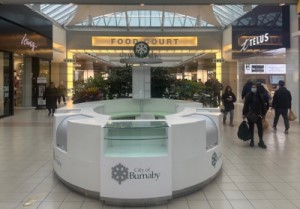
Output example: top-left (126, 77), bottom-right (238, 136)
top-left (237, 120), bottom-right (252, 141)
top-left (246, 110), bottom-right (258, 123)
top-left (288, 110), bottom-right (297, 121)
top-left (262, 118), bottom-right (268, 130)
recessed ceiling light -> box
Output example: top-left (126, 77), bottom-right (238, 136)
top-left (279, 3), bottom-right (285, 6)
top-left (140, 3), bottom-right (145, 6)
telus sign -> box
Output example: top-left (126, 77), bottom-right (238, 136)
top-left (21, 33), bottom-right (38, 51)
top-left (240, 33), bottom-right (269, 51)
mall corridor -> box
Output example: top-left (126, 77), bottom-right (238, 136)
top-left (0, 104), bottom-right (300, 209)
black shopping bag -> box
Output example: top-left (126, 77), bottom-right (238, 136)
top-left (237, 121), bottom-right (252, 141)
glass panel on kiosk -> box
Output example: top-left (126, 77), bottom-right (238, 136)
top-left (103, 120), bottom-right (169, 157)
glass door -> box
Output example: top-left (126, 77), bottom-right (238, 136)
top-left (0, 51), bottom-right (13, 117)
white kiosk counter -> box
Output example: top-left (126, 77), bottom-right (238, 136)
top-left (53, 99), bottom-right (222, 206)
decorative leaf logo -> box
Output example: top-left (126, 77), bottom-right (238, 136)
top-left (111, 163), bottom-right (129, 184)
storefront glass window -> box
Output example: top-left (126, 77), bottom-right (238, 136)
top-left (0, 52), bottom-right (12, 117)
top-left (39, 59), bottom-right (50, 83)
top-left (14, 54), bottom-right (24, 107)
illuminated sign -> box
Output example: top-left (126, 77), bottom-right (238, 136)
top-left (21, 33), bottom-right (38, 51)
top-left (239, 33), bottom-right (283, 51)
top-left (92, 36), bottom-right (197, 47)
top-left (244, 64), bottom-right (286, 74)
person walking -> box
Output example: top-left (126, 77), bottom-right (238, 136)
top-left (57, 81), bottom-right (67, 105)
top-left (221, 85), bottom-right (236, 126)
top-left (242, 83), bottom-right (267, 149)
top-left (271, 80), bottom-right (292, 134)
top-left (241, 80), bottom-right (254, 100)
top-left (43, 82), bottom-right (59, 116)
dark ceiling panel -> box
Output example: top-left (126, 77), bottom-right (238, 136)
top-left (0, 4), bottom-right (53, 39)
top-left (0, 0), bottom-right (297, 5)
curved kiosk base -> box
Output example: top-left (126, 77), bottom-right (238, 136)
top-left (53, 99), bottom-right (223, 206)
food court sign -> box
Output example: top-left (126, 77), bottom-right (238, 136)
top-left (92, 36), bottom-right (197, 47)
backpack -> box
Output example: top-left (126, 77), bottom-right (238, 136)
top-left (237, 121), bottom-right (252, 141)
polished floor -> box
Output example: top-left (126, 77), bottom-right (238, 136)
top-left (0, 102), bottom-right (300, 209)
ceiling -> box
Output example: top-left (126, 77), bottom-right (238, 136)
top-left (0, 0), bottom-right (297, 4)
top-left (32, 4), bottom-right (255, 68)
top-left (8, 2), bottom-right (290, 70)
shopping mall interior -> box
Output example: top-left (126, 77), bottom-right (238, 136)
top-left (1, 1), bottom-right (300, 209)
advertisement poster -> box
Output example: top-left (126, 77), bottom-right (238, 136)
top-left (36, 77), bottom-right (47, 109)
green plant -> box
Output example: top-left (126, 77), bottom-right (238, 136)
top-left (151, 67), bottom-right (173, 98)
top-left (106, 66), bottom-right (132, 99)
top-left (72, 75), bottom-right (107, 103)
top-left (174, 79), bottom-right (203, 100)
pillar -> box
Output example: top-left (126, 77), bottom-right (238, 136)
top-left (197, 62), bottom-right (207, 82)
top-left (84, 61), bottom-right (94, 80)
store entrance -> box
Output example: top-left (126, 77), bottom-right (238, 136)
top-left (14, 54), bottom-right (23, 107)
top-left (0, 51), bottom-right (13, 117)
top-left (13, 54), bottom-right (50, 109)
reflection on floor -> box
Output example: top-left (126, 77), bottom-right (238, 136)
top-left (0, 102), bottom-right (300, 209)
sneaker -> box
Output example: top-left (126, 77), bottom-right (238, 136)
top-left (284, 130), bottom-right (288, 134)
top-left (230, 124), bottom-right (234, 127)
top-left (258, 142), bottom-right (267, 149)
top-left (250, 140), bottom-right (254, 147)
top-left (272, 125), bottom-right (277, 131)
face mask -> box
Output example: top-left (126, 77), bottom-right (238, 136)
top-left (251, 88), bottom-right (257, 93)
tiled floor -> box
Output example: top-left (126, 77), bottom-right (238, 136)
top-left (0, 103), bottom-right (300, 209)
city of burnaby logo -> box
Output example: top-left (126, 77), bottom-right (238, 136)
top-left (111, 163), bottom-right (129, 185)
top-left (111, 163), bottom-right (161, 184)
top-left (211, 152), bottom-right (222, 167)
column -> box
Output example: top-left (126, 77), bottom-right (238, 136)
top-left (287, 5), bottom-right (299, 121)
top-left (197, 62), bottom-right (207, 82)
top-left (84, 61), bottom-right (94, 80)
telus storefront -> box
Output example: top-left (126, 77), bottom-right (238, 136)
top-left (231, 5), bottom-right (290, 98)
top-left (0, 5), bottom-right (53, 118)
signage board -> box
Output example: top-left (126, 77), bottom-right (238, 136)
top-left (244, 64), bottom-right (286, 74)
top-left (92, 36), bottom-right (197, 47)
top-left (0, 18), bottom-right (53, 60)
top-left (36, 77), bottom-right (47, 109)
top-left (231, 5), bottom-right (290, 59)
top-left (100, 157), bottom-right (172, 199)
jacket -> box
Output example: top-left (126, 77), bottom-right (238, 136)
top-left (272, 87), bottom-right (292, 109)
top-left (242, 92), bottom-right (266, 117)
top-left (221, 91), bottom-right (236, 111)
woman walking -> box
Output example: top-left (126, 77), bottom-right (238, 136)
top-left (221, 85), bottom-right (236, 126)
top-left (242, 83), bottom-right (267, 149)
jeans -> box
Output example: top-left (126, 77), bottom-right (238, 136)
top-left (223, 109), bottom-right (234, 125)
top-left (248, 117), bottom-right (264, 142)
top-left (273, 108), bottom-right (289, 130)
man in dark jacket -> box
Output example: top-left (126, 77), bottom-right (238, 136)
top-left (271, 80), bottom-right (292, 134)
top-left (43, 82), bottom-right (59, 116)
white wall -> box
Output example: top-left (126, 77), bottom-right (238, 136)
top-left (222, 26), bottom-right (232, 62)
top-left (286, 5), bottom-right (299, 122)
top-left (52, 25), bottom-right (68, 97)
top-left (53, 25), bottom-right (67, 63)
